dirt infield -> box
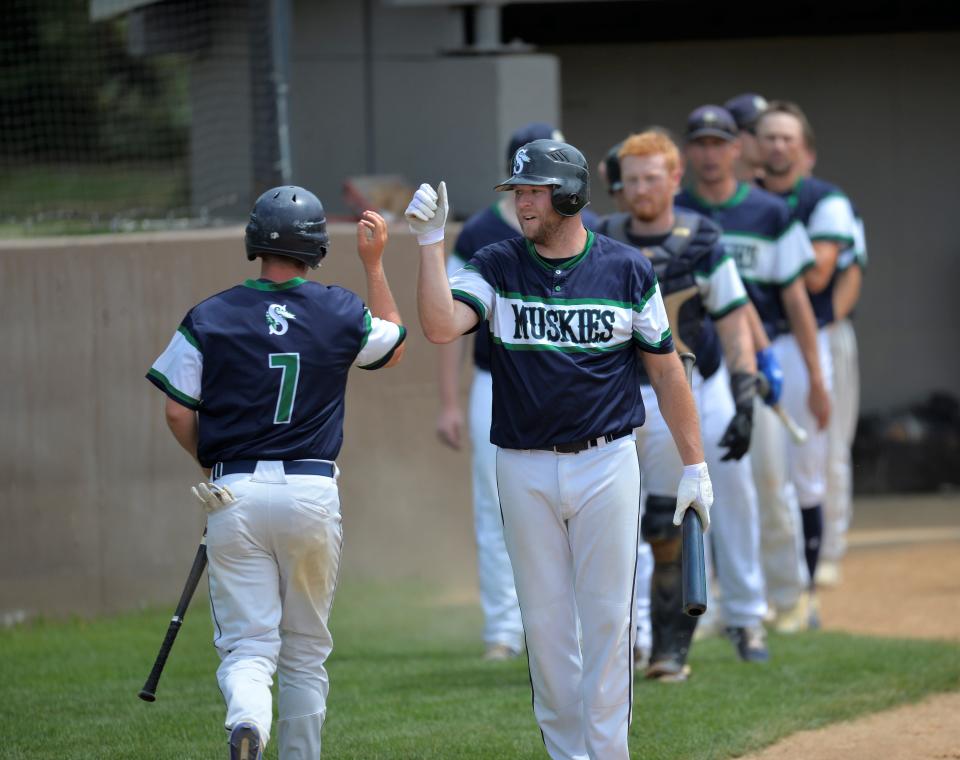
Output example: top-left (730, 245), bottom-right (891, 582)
top-left (740, 494), bottom-right (960, 760)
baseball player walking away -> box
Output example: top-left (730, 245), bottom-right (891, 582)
top-left (676, 104), bottom-right (828, 633)
top-left (756, 101), bottom-right (861, 614)
top-left (435, 122), bottom-right (595, 661)
top-left (599, 130), bottom-right (768, 676)
top-left (724, 93), bottom-right (769, 183)
top-left (408, 139), bottom-right (713, 760)
top-left (147, 187), bottom-right (406, 759)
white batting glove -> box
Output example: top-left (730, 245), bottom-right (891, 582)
top-left (673, 462), bottom-right (713, 532)
top-left (192, 482), bottom-right (236, 514)
top-left (404, 181), bottom-right (448, 245)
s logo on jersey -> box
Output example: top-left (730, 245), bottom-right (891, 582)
top-left (266, 304), bottom-right (297, 336)
top-left (513, 148), bottom-right (530, 176)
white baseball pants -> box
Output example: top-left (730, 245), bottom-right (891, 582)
top-left (636, 366), bottom-right (767, 628)
top-left (496, 436), bottom-right (640, 760)
top-left (207, 461), bottom-right (343, 759)
top-left (823, 318), bottom-right (859, 562)
top-left (469, 368), bottom-right (523, 651)
top-left (753, 330), bottom-right (833, 608)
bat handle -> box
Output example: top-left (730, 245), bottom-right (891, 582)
top-left (679, 352), bottom-right (696, 385)
top-left (774, 403), bottom-right (809, 445)
top-left (681, 510), bottom-right (707, 616)
top-left (138, 617), bottom-right (183, 701)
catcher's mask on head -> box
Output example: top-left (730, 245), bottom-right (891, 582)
top-left (496, 138), bottom-right (591, 217)
top-left (245, 186), bottom-right (329, 268)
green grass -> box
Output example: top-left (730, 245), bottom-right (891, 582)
top-left (0, 163), bottom-right (188, 237)
top-left (1, 582), bottom-right (958, 759)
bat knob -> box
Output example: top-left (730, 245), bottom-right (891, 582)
top-left (138, 690), bottom-right (157, 702)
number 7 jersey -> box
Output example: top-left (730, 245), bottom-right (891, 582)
top-left (147, 276), bottom-right (405, 467)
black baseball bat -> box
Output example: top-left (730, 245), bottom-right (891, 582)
top-left (138, 532), bottom-right (208, 702)
top-left (678, 352), bottom-right (708, 617)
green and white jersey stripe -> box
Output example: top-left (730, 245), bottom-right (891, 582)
top-left (149, 327), bottom-right (203, 408)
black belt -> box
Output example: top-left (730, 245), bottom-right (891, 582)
top-left (536, 429), bottom-right (633, 454)
top-left (211, 460), bottom-right (335, 480)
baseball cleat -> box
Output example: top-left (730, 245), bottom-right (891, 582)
top-left (815, 560), bottom-right (841, 588)
top-left (229, 722), bottom-right (262, 760)
top-left (726, 625), bottom-right (770, 663)
top-left (772, 592), bottom-right (811, 634)
top-left (483, 643), bottom-right (522, 661)
top-left (644, 658), bottom-right (691, 683)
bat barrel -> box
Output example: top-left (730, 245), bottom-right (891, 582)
top-left (681, 510), bottom-right (707, 616)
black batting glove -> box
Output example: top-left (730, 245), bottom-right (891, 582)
top-left (719, 372), bottom-right (756, 461)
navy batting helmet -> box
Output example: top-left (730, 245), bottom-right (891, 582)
top-left (495, 139), bottom-right (590, 217)
top-left (506, 122), bottom-right (564, 175)
top-left (245, 186), bottom-right (329, 268)
top-left (603, 141), bottom-right (624, 193)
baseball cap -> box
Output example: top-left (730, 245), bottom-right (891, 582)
top-left (685, 105), bottom-right (738, 142)
top-left (724, 93), bottom-right (769, 131)
top-left (507, 122), bottom-right (564, 172)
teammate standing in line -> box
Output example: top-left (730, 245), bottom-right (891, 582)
top-left (599, 130), bottom-right (768, 676)
top-left (675, 105), bottom-right (829, 632)
top-left (797, 139), bottom-right (867, 588)
top-left (756, 101), bottom-right (861, 606)
top-left (434, 122), bottom-right (564, 661)
top-left (147, 188), bottom-right (406, 760)
top-left (724, 93), bottom-right (769, 183)
top-left (597, 141), bottom-right (629, 212)
top-left (596, 137), bottom-right (654, 666)
top-left (408, 139), bottom-right (713, 760)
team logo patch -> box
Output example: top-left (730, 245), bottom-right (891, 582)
top-left (266, 303), bottom-right (297, 336)
top-left (513, 148), bottom-right (531, 176)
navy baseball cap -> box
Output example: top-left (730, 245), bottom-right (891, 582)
top-left (507, 122), bottom-right (564, 171)
top-left (724, 93), bottom-right (769, 131)
top-left (685, 105), bottom-right (738, 142)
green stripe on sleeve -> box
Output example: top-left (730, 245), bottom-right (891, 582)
top-left (146, 368), bottom-right (200, 409)
top-left (451, 289), bottom-right (487, 321)
top-left (359, 325), bottom-right (407, 370)
top-left (710, 295), bottom-right (749, 320)
top-left (634, 281), bottom-right (659, 313)
top-left (358, 309), bottom-right (373, 351)
top-left (177, 325), bottom-right (200, 351)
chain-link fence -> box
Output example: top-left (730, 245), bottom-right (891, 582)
top-left (1, 0), bottom-right (286, 237)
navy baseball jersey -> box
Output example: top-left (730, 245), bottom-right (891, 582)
top-left (147, 277), bottom-right (406, 467)
top-left (775, 176), bottom-right (860, 327)
top-left (450, 204), bottom-right (602, 371)
top-left (676, 183), bottom-right (815, 340)
top-left (596, 209), bottom-right (748, 383)
top-left (448, 231), bottom-right (674, 449)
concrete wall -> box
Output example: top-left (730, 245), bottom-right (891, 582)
top-left (549, 32), bottom-right (960, 413)
top-left (0, 226), bottom-right (477, 620)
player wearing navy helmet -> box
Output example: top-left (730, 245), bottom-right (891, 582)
top-left (724, 93), bottom-right (769, 182)
top-left (148, 188), bottom-right (406, 759)
top-left (409, 139), bottom-right (712, 760)
top-left (599, 130), bottom-right (768, 673)
top-left (756, 100), bottom-right (862, 606)
top-left (434, 122), bottom-right (603, 661)
top-left (677, 104), bottom-right (829, 632)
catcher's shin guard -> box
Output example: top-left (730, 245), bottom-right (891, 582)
top-left (643, 494), bottom-right (698, 673)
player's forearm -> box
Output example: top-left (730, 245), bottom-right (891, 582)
top-left (363, 262), bottom-right (402, 326)
top-left (165, 399), bottom-right (200, 464)
top-left (437, 338), bottom-right (467, 408)
top-left (832, 264), bottom-right (862, 321)
top-left (745, 301), bottom-right (770, 351)
top-left (645, 353), bottom-right (704, 465)
top-left (803, 241), bottom-right (840, 294)
top-left (715, 307), bottom-right (757, 375)
top-left (782, 280), bottom-right (825, 387)
top-left (418, 241), bottom-right (462, 344)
